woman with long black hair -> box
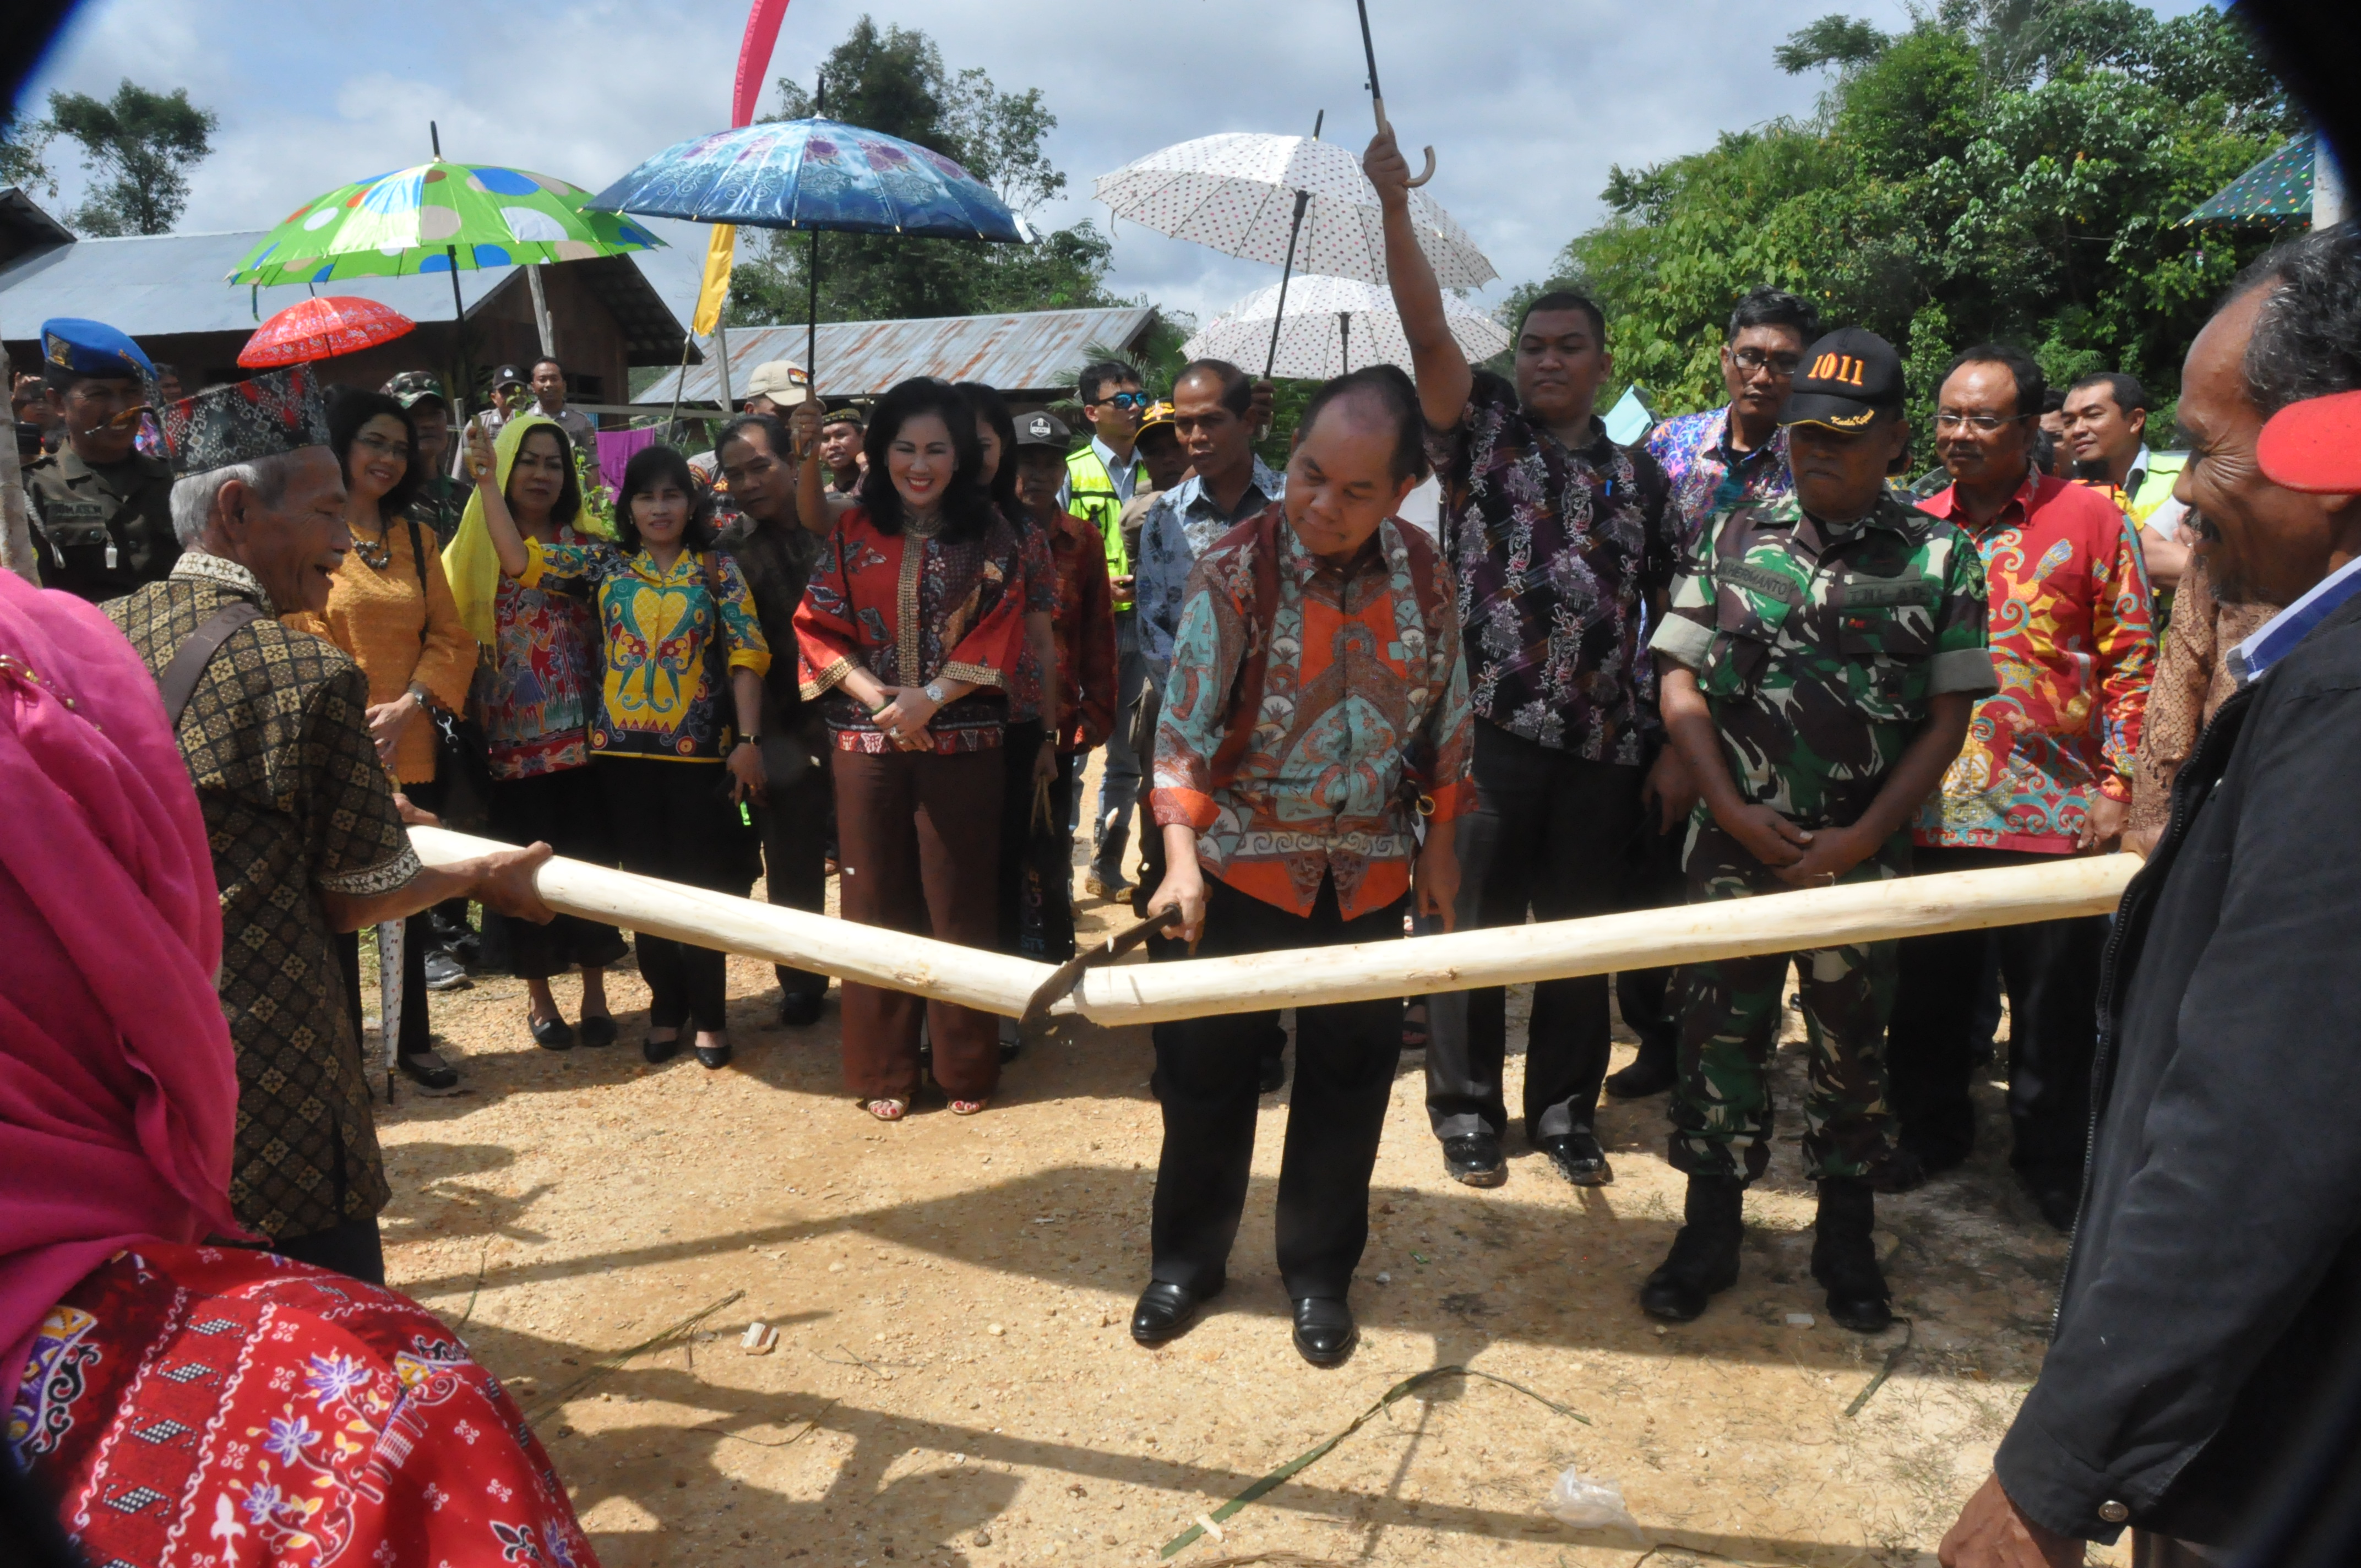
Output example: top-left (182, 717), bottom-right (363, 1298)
top-left (472, 435), bottom-right (769, 1070)
top-left (795, 378), bottom-right (1029, 1119)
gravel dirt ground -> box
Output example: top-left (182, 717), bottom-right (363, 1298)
top-left (367, 759), bottom-right (2126, 1568)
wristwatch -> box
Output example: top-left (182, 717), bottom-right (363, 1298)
top-left (738, 731), bottom-right (761, 747)
top-left (405, 682), bottom-right (436, 711)
top-left (922, 679), bottom-right (948, 705)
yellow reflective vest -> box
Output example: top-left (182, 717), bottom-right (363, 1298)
top-left (1066, 442), bottom-right (1144, 610)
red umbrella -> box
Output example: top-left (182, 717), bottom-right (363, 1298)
top-left (238, 295), bottom-right (416, 368)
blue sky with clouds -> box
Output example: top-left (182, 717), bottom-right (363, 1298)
top-left (14, 0), bottom-right (2210, 329)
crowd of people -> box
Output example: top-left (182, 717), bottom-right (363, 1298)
top-left (5, 117), bottom-right (2360, 1566)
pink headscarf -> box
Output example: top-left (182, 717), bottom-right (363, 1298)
top-left (0, 569), bottom-right (242, 1411)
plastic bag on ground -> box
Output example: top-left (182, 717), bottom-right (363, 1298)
top-left (1544, 1467), bottom-right (1644, 1536)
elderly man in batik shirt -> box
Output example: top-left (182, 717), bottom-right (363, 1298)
top-left (1371, 130), bottom-right (1684, 1193)
top-left (107, 366), bottom-right (551, 1286)
top-left (1134, 368), bottom-right (1471, 1369)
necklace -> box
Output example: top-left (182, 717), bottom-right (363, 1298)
top-left (351, 519), bottom-right (392, 571)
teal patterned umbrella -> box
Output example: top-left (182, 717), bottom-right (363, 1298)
top-left (2185, 138), bottom-right (2317, 225)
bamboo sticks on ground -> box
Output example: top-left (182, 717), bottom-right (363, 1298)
top-left (410, 826), bottom-right (2141, 1027)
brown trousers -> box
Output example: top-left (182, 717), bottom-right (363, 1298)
top-left (833, 745), bottom-right (1004, 1101)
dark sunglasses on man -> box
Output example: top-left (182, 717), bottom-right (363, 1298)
top-left (1096, 391), bottom-right (1154, 411)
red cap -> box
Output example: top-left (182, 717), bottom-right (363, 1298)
top-left (2256, 388), bottom-right (2361, 494)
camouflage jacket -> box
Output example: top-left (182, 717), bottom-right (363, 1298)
top-left (1650, 491), bottom-right (1995, 830)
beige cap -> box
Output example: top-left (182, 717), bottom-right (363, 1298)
top-left (743, 360), bottom-right (811, 407)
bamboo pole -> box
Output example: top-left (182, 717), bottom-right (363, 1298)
top-left (409, 826), bottom-right (1047, 1015)
top-left (415, 826), bottom-right (2141, 1028)
top-left (1064, 854), bottom-right (2144, 1027)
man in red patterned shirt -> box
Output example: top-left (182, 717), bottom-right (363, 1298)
top-left (1135, 367), bottom-right (1471, 1367)
top-left (1886, 344), bottom-right (2156, 1224)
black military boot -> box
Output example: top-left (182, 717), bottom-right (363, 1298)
top-left (1811, 1177), bottom-right (1894, 1333)
top-left (1639, 1174), bottom-right (1744, 1321)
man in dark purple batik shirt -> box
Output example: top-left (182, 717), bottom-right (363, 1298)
top-left (1371, 127), bottom-right (1689, 1194)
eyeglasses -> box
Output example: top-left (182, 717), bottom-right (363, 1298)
top-left (352, 434), bottom-right (409, 458)
top-left (1098, 391), bottom-right (1153, 411)
top-left (1728, 347), bottom-right (1803, 375)
top-left (1934, 412), bottom-right (2032, 434)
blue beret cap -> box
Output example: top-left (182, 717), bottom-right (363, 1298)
top-left (40, 318), bottom-right (155, 383)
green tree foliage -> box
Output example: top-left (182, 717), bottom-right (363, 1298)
top-left (43, 79), bottom-right (218, 236)
top-left (1537, 2), bottom-right (2298, 427)
top-left (726, 17), bottom-right (1119, 328)
top-left (1, 110), bottom-right (53, 194)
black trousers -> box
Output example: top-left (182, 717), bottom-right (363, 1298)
top-left (487, 766), bottom-right (628, 981)
top-left (1152, 876), bottom-right (1407, 1301)
top-left (600, 757), bottom-right (757, 1036)
top-left (759, 755), bottom-right (834, 1002)
top-left (270, 1216), bottom-right (387, 1287)
top-left (1614, 786), bottom-right (1690, 1065)
top-left (994, 720), bottom-right (1079, 962)
top-left (1887, 844), bottom-right (2105, 1182)
top-left (1424, 721), bottom-right (1642, 1141)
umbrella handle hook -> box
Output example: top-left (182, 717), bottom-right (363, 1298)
top-left (1373, 96), bottom-right (1435, 188)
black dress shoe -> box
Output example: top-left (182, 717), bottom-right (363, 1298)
top-left (1291, 1297), bottom-right (1357, 1366)
top-left (1130, 1279), bottom-right (1218, 1344)
top-left (396, 1049), bottom-right (461, 1092)
top-left (777, 991), bottom-right (824, 1028)
top-left (643, 1033), bottom-right (680, 1064)
top-left (1602, 1048), bottom-right (1678, 1099)
top-left (695, 1040), bottom-right (733, 1070)
top-left (577, 1015), bottom-right (617, 1049)
top-left (1441, 1132), bottom-right (1506, 1188)
top-left (530, 1014), bottom-right (576, 1052)
top-left (1538, 1129), bottom-right (1614, 1185)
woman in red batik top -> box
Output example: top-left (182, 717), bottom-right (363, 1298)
top-left (793, 378), bottom-right (1027, 1121)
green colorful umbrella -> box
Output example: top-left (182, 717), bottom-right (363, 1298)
top-left (2184, 137), bottom-right (2317, 225)
top-left (226, 159), bottom-right (665, 285)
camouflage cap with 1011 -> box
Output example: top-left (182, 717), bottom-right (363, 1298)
top-left (383, 370), bottom-right (448, 411)
top-left (1779, 327), bottom-right (1906, 432)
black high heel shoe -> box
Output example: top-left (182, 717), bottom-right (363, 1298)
top-left (643, 1032), bottom-right (680, 1064)
top-left (695, 1038), bottom-right (732, 1070)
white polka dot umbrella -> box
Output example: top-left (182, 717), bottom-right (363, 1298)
top-left (1181, 274), bottom-right (1509, 380)
top-left (1092, 133), bottom-right (1495, 290)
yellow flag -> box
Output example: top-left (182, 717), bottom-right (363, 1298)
top-left (693, 224), bottom-right (736, 335)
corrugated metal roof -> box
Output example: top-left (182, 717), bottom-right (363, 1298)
top-left (0, 225), bottom-right (693, 362)
top-left (637, 305), bottom-right (1157, 404)
top-left (0, 228), bottom-right (506, 339)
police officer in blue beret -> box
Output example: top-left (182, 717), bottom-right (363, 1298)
top-left (24, 317), bottom-right (179, 602)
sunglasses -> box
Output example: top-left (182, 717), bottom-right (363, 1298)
top-left (1097, 391), bottom-right (1153, 411)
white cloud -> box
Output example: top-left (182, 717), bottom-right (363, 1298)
top-left (17, 0), bottom-right (2213, 328)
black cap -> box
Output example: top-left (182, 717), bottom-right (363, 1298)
top-left (1779, 327), bottom-right (1905, 432)
top-left (1014, 410), bottom-right (1071, 448)
top-left (492, 363), bottom-right (527, 390)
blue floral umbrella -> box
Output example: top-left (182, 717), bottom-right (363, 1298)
top-left (586, 116), bottom-right (1028, 384)
top-left (588, 118), bottom-right (1026, 239)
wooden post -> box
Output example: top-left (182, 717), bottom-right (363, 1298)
top-left (414, 826), bottom-right (2141, 1028)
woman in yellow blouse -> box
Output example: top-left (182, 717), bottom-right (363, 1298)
top-left (291, 388), bottom-right (481, 1090)
top-left (473, 431), bottom-right (769, 1069)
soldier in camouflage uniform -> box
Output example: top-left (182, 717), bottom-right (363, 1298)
top-left (1641, 328), bottom-right (1995, 1331)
